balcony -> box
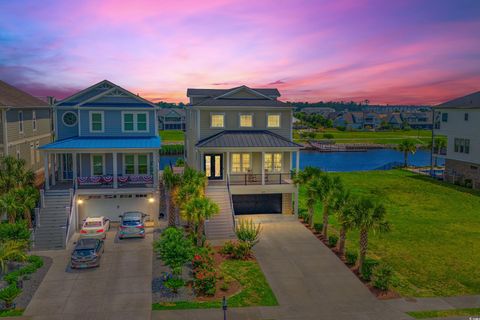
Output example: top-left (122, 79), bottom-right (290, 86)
top-left (229, 172), bottom-right (294, 186)
top-left (76, 175), bottom-right (154, 189)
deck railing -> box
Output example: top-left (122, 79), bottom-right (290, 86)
top-left (229, 172), bottom-right (294, 186)
top-left (76, 175), bottom-right (154, 188)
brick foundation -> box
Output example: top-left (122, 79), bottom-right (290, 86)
top-left (444, 159), bottom-right (480, 189)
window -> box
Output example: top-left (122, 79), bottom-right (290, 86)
top-left (264, 153), bottom-right (282, 172)
top-left (267, 114), bottom-right (281, 128)
top-left (90, 112), bottom-right (104, 132)
top-left (441, 112), bottom-right (448, 122)
top-left (16, 150), bottom-right (20, 160)
top-left (32, 111), bottom-right (37, 131)
top-left (138, 154), bottom-right (148, 174)
top-left (211, 114), bottom-right (224, 128)
top-left (122, 112), bottom-right (148, 132)
top-left (62, 111), bottom-right (77, 126)
top-left (465, 113), bottom-right (469, 121)
top-left (231, 153), bottom-right (251, 173)
top-left (454, 138), bottom-right (470, 154)
top-left (91, 155), bottom-right (104, 176)
top-left (18, 111), bottom-right (24, 133)
top-left (239, 114), bottom-right (253, 127)
top-left (125, 155), bottom-right (135, 174)
top-left (124, 154), bottom-right (149, 174)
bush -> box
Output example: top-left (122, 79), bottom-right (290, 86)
top-left (328, 235), bottom-right (339, 247)
top-left (372, 264), bottom-right (394, 291)
top-left (220, 240), bottom-right (235, 255)
top-left (0, 284), bottom-right (21, 309)
top-left (175, 158), bottom-right (185, 167)
top-left (164, 277), bottom-right (184, 293)
top-left (235, 219), bottom-right (262, 249)
top-left (231, 241), bottom-right (252, 260)
top-left (298, 209), bottom-right (308, 222)
top-left (323, 133), bottom-right (334, 139)
top-left (220, 282), bottom-right (229, 292)
top-left (193, 268), bottom-right (217, 296)
top-left (192, 245), bottom-right (214, 271)
top-left (313, 223), bottom-right (323, 234)
top-left (0, 221), bottom-right (31, 243)
top-left (337, 126), bottom-right (346, 131)
top-left (345, 250), bottom-right (357, 265)
top-left (154, 227), bottom-right (194, 275)
top-left (361, 258), bottom-right (379, 281)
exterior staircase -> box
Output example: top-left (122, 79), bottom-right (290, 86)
top-left (33, 189), bottom-right (72, 250)
top-left (205, 185), bottom-right (236, 240)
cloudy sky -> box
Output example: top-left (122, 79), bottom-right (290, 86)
top-left (1, 0), bottom-right (479, 104)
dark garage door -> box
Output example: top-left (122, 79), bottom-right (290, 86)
top-left (232, 194), bottom-right (282, 215)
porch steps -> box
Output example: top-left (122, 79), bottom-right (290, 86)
top-left (33, 189), bottom-right (71, 251)
top-left (205, 186), bottom-right (236, 240)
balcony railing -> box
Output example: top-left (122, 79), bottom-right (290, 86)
top-left (229, 172), bottom-right (294, 186)
top-left (77, 175), bottom-right (154, 189)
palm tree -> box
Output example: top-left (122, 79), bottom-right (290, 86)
top-left (163, 166), bottom-right (182, 227)
top-left (0, 240), bottom-right (28, 273)
top-left (397, 139), bottom-right (417, 167)
top-left (351, 197), bottom-right (390, 273)
top-left (293, 167), bottom-right (322, 226)
top-left (0, 191), bottom-right (21, 223)
top-left (311, 173), bottom-right (343, 238)
top-left (177, 168), bottom-right (206, 232)
top-left (332, 189), bottom-right (355, 257)
top-left (183, 196), bottom-right (219, 246)
top-left (0, 156), bottom-right (35, 193)
top-left (15, 186), bottom-right (39, 228)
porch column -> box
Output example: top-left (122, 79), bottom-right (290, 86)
top-left (226, 151), bottom-right (230, 182)
top-left (296, 150), bottom-right (300, 172)
top-left (261, 152), bottom-right (265, 185)
top-left (72, 152), bottom-right (78, 189)
top-left (51, 153), bottom-right (56, 186)
top-left (44, 151), bottom-right (49, 190)
top-left (152, 151), bottom-right (159, 188)
top-left (113, 152), bottom-right (118, 188)
top-left (294, 150), bottom-right (300, 216)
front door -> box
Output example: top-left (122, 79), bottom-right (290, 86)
top-left (62, 154), bottom-right (73, 180)
top-left (204, 154), bottom-right (223, 180)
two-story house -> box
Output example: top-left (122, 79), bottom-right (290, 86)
top-left (36, 80), bottom-right (161, 250)
top-left (185, 85), bottom-right (302, 239)
top-left (433, 91), bottom-right (480, 189)
top-left (158, 108), bottom-right (186, 130)
top-left (0, 80), bottom-right (53, 184)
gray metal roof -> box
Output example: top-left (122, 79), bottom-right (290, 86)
top-left (196, 130), bottom-right (302, 148)
top-left (435, 91), bottom-right (480, 109)
top-left (187, 86), bottom-right (280, 98)
top-left (192, 98), bottom-right (291, 107)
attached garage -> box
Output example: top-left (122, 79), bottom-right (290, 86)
top-left (232, 194), bottom-right (282, 215)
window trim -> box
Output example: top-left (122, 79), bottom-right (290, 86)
top-left (264, 152), bottom-right (283, 173)
top-left (32, 110), bottom-right (37, 131)
top-left (266, 113), bottom-right (281, 128)
top-left (62, 111), bottom-right (78, 127)
top-left (464, 113), bottom-right (469, 121)
top-left (238, 113), bottom-right (253, 128)
top-left (210, 112), bottom-right (225, 128)
top-left (121, 111), bottom-right (149, 133)
top-left (90, 154), bottom-right (105, 176)
top-left (18, 111), bottom-right (24, 133)
top-left (89, 111), bottom-right (105, 133)
top-left (231, 153), bottom-right (252, 173)
top-left (123, 154), bottom-right (150, 175)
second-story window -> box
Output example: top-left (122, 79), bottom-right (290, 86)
top-left (32, 111), bottom-right (37, 131)
top-left (267, 114), bottom-right (281, 128)
top-left (441, 112), bottom-right (448, 122)
top-left (465, 113), bottom-right (469, 121)
top-left (90, 111), bottom-right (104, 132)
top-left (122, 112), bottom-right (148, 132)
top-left (18, 111), bottom-right (24, 133)
top-left (211, 113), bottom-right (224, 128)
top-left (454, 138), bottom-right (470, 154)
top-left (239, 114), bottom-right (253, 127)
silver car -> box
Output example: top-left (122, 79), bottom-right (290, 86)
top-left (118, 211), bottom-right (147, 239)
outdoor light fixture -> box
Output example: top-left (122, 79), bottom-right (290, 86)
top-left (77, 199), bottom-right (84, 204)
top-left (148, 197), bottom-right (155, 203)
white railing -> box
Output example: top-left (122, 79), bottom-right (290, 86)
top-left (226, 174), bottom-right (236, 229)
top-left (39, 189), bottom-right (45, 208)
top-left (64, 188), bottom-right (76, 247)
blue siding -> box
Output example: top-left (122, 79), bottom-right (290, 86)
top-left (78, 153), bottom-right (133, 177)
top-left (79, 110), bottom-right (156, 137)
top-left (57, 110), bottom-right (78, 140)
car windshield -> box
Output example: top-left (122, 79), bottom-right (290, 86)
top-left (123, 220), bottom-right (141, 226)
top-left (74, 249), bottom-right (95, 257)
top-left (84, 221), bottom-right (102, 227)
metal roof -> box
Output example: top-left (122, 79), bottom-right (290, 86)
top-left (187, 86), bottom-right (280, 97)
top-left (434, 91), bottom-right (480, 109)
top-left (191, 98), bottom-right (291, 108)
top-left (39, 136), bottom-right (161, 150)
top-left (196, 130), bottom-right (302, 148)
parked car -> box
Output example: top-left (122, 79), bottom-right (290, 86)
top-left (118, 211), bottom-right (147, 239)
top-left (71, 238), bottom-right (104, 269)
top-left (79, 217), bottom-right (110, 240)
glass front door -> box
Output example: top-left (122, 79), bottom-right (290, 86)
top-left (204, 154), bottom-right (223, 180)
top-left (62, 154), bottom-right (73, 180)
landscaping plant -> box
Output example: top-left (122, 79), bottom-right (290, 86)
top-left (154, 227), bottom-right (194, 275)
top-left (328, 235), bottom-right (339, 247)
top-left (235, 219), bottom-right (262, 248)
top-left (313, 223), bottom-right (323, 234)
top-left (360, 258), bottom-right (379, 281)
top-left (345, 250), bottom-right (358, 266)
top-left (192, 245), bottom-right (217, 296)
top-left (0, 221), bottom-right (31, 243)
top-left (332, 189), bottom-right (355, 257)
top-left (372, 263), bottom-right (394, 291)
top-left (162, 166), bottom-right (182, 227)
top-left (293, 167), bottom-right (322, 227)
top-left (0, 284), bottom-right (21, 310)
top-left (164, 277), bottom-right (185, 293)
top-left (183, 196), bottom-right (219, 246)
top-left (0, 240), bottom-right (28, 273)
top-left (397, 139), bottom-right (417, 167)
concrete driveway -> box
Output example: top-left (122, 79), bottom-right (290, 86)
top-left (23, 227), bottom-right (153, 320)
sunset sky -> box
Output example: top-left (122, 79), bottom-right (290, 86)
top-left (0, 0), bottom-right (479, 105)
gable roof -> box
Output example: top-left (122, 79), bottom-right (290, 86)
top-left (158, 108), bottom-right (186, 117)
top-left (0, 80), bottom-right (49, 107)
top-left (435, 91), bottom-right (480, 109)
top-left (187, 86), bottom-right (280, 99)
top-left (192, 98), bottom-right (291, 108)
top-left (196, 130), bottom-right (302, 148)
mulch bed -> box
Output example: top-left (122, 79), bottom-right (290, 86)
top-left (300, 219), bottom-right (400, 300)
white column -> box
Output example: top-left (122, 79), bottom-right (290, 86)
top-left (226, 151), bottom-right (230, 182)
top-left (113, 152), bottom-right (118, 188)
top-left (72, 152), bottom-right (78, 189)
top-left (51, 153), bottom-right (56, 186)
top-left (294, 190), bottom-right (299, 216)
top-left (44, 152), bottom-right (49, 190)
top-left (296, 150), bottom-right (300, 172)
top-left (153, 151), bottom-right (159, 187)
top-left (294, 150), bottom-right (300, 216)
top-left (261, 152), bottom-right (265, 185)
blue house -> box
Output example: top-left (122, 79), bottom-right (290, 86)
top-left (36, 80), bottom-right (161, 249)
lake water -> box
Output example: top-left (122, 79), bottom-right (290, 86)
top-left (159, 149), bottom-right (443, 172)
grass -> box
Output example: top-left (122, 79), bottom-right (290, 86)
top-left (159, 130), bottom-right (185, 143)
top-left (407, 307), bottom-right (480, 319)
top-left (293, 128), bottom-right (431, 145)
top-left (152, 259), bottom-right (277, 310)
top-left (0, 309), bottom-right (23, 317)
top-left (299, 169), bottom-right (480, 297)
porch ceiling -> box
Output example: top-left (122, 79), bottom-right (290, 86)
top-left (39, 136), bottom-right (161, 151)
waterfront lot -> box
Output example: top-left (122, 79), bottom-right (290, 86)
top-left (159, 130), bottom-right (185, 143)
top-left (301, 169), bottom-right (480, 297)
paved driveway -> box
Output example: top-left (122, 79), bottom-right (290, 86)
top-left (23, 227), bottom-right (153, 320)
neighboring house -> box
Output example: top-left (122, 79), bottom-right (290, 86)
top-left (401, 112), bottom-right (433, 129)
top-left (158, 108), bottom-right (186, 130)
top-left (387, 113), bottom-right (403, 129)
top-left (363, 112), bottom-right (381, 129)
top-left (185, 85), bottom-right (302, 238)
top-left (0, 80), bottom-right (53, 183)
top-left (433, 91), bottom-right (480, 189)
top-left (37, 80), bottom-right (161, 249)
top-left (301, 107), bottom-right (336, 116)
top-left (333, 111), bottom-right (364, 129)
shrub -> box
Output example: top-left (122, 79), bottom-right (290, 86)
top-left (345, 250), bottom-right (358, 265)
top-left (192, 245), bottom-right (214, 271)
top-left (27, 255), bottom-right (43, 269)
top-left (313, 223), bottom-right (323, 234)
top-left (235, 219), bottom-right (262, 249)
top-left (328, 235), bottom-right (339, 247)
top-left (298, 210), bottom-right (308, 222)
top-left (323, 133), bottom-right (334, 139)
top-left (231, 241), bottom-right (252, 260)
top-left (175, 158), bottom-right (185, 167)
top-left (220, 282), bottom-right (229, 292)
top-left (372, 263), bottom-right (394, 291)
top-left (337, 126), bottom-right (346, 131)
top-left (361, 258), bottom-right (379, 281)
top-left (0, 284), bottom-right (21, 309)
top-left (154, 227), bottom-right (194, 275)
top-left (0, 222), bottom-right (31, 243)
top-left (193, 268), bottom-right (217, 296)
top-left (220, 240), bottom-right (235, 255)
top-left (164, 277), bottom-right (184, 293)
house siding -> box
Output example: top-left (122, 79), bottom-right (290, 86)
top-left (57, 109), bottom-right (79, 140)
top-left (6, 108), bottom-right (51, 142)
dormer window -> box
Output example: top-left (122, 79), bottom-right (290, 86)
top-left (122, 112), bottom-right (148, 132)
top-left (267, 113), bottom-right (281, 128)
top-left (239, 114), bottom-right (253, 127)
top-left (90, 111), bottom-right (104, 132)
top-left (211, 113), bottom-right (224, 128)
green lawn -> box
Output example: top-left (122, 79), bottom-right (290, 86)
top-left (0, 309), bottom-right (23, 317)
top-left (299, 170), bottom-right (480, 297)
top-left (294, 128), bottom-right (431, 145)
top-left (407, 307), bottom-right (480, 319)
top-left (152, 259), bottom-right (277, 310)
top-left (159, 130), bottom-right (185, 143)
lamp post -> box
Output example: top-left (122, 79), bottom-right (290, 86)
top-left (222, 296), bottom-right (227, 320)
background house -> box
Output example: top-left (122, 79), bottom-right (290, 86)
top-left (0, 80), bottom-right (53, 184)
top-left (158, 108), bottom-right (186, 130)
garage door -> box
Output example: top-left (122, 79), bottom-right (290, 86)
top-left (232, 194), bottom-right (282, 215)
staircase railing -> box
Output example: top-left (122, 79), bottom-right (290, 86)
top-left (226, 173), bottom-right (236, 229)
top-left (65, 187), bottom-right (76, 247)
